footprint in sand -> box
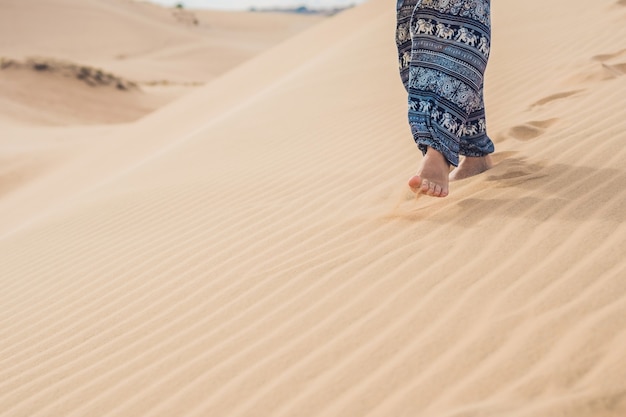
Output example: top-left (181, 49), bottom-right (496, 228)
top-left (486, 158), bottom-right (547, 184)
top-left (529, 49), bottom-right (624, 112)
top-left (530, 91), bottom-right (583, 109)
top-left (592, 48), bottom-right (626, 62)
top-left (603, 62), bottom-right (626, 76)
top-left (508, 118), bottom-right (559, 141)
top-left (588, 61), bottom-right (626, 80)
top-left (590, 49), bottom-right (626, 79)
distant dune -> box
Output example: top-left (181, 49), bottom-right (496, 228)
top-left (0, 58), bottom-right (149, 125)
top-left (1, 0), bottom-right (625, 416)
top-left (0, 0), bottom-right (323, 125)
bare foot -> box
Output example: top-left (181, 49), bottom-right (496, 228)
top-left (408, 147), bottom-right (451, 197)
top-left (449, 155), bottom-right (493, 181)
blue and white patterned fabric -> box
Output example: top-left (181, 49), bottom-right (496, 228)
top-left (396, 0), bottom-right (494, 166)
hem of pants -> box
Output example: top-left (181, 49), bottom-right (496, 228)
top-left (410, 116), bottom-right (459, 166)
top-left (459, 134), bottom-right (495, 158)
top-left (416, 139), bottom-right (458, 167)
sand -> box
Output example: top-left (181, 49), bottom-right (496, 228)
top-left (1, 0), bottom-right (625, 416)
top-left (0, 0), bottom-right (322, 125)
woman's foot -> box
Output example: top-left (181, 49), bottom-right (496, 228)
top-left (408, 147), bottom-right (451, 198)
top-left (449, 155), bottom-right (493, 181)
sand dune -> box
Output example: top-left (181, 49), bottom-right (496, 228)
top-left (1, 0), bottom-right (626, 416)
top-left (0, 0), bottom-right (323, 82)
top-left (0, 0), bottom-right (322, 125)
top-left (0, 58), bottom-right (159, 125)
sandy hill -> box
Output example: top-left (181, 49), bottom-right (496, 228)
top-left (0, 0), bottom-right (322, 125)
top-left (1, 0), bottom-right (626, 416)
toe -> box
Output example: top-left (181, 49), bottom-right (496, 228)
top-left (408, 175), bottom-right (422, 192)
top-left (428, 181), bottom-right (437, 196)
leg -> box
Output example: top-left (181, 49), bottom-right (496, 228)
top-left (400, 0), bottom-right (495, 196)
top-left (396, 0), bottom-right (419, 92)
top-left (452, 1), bottom-right (495, 180)
top-left (397, 0), bottom-right (451, 197)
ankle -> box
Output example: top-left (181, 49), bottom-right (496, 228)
top-left (425, 147), bottom-right (451, 166)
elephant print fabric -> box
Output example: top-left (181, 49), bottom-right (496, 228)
top-left (396, 0), bottom-right (494, 166)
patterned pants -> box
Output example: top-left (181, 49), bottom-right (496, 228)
top-left (396, 0), bottom-right (494, 166)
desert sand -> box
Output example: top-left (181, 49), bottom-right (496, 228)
top-left (0, 0), bottom-right (322, 125)
top-left (1, 0), bottom-right (625, 416)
